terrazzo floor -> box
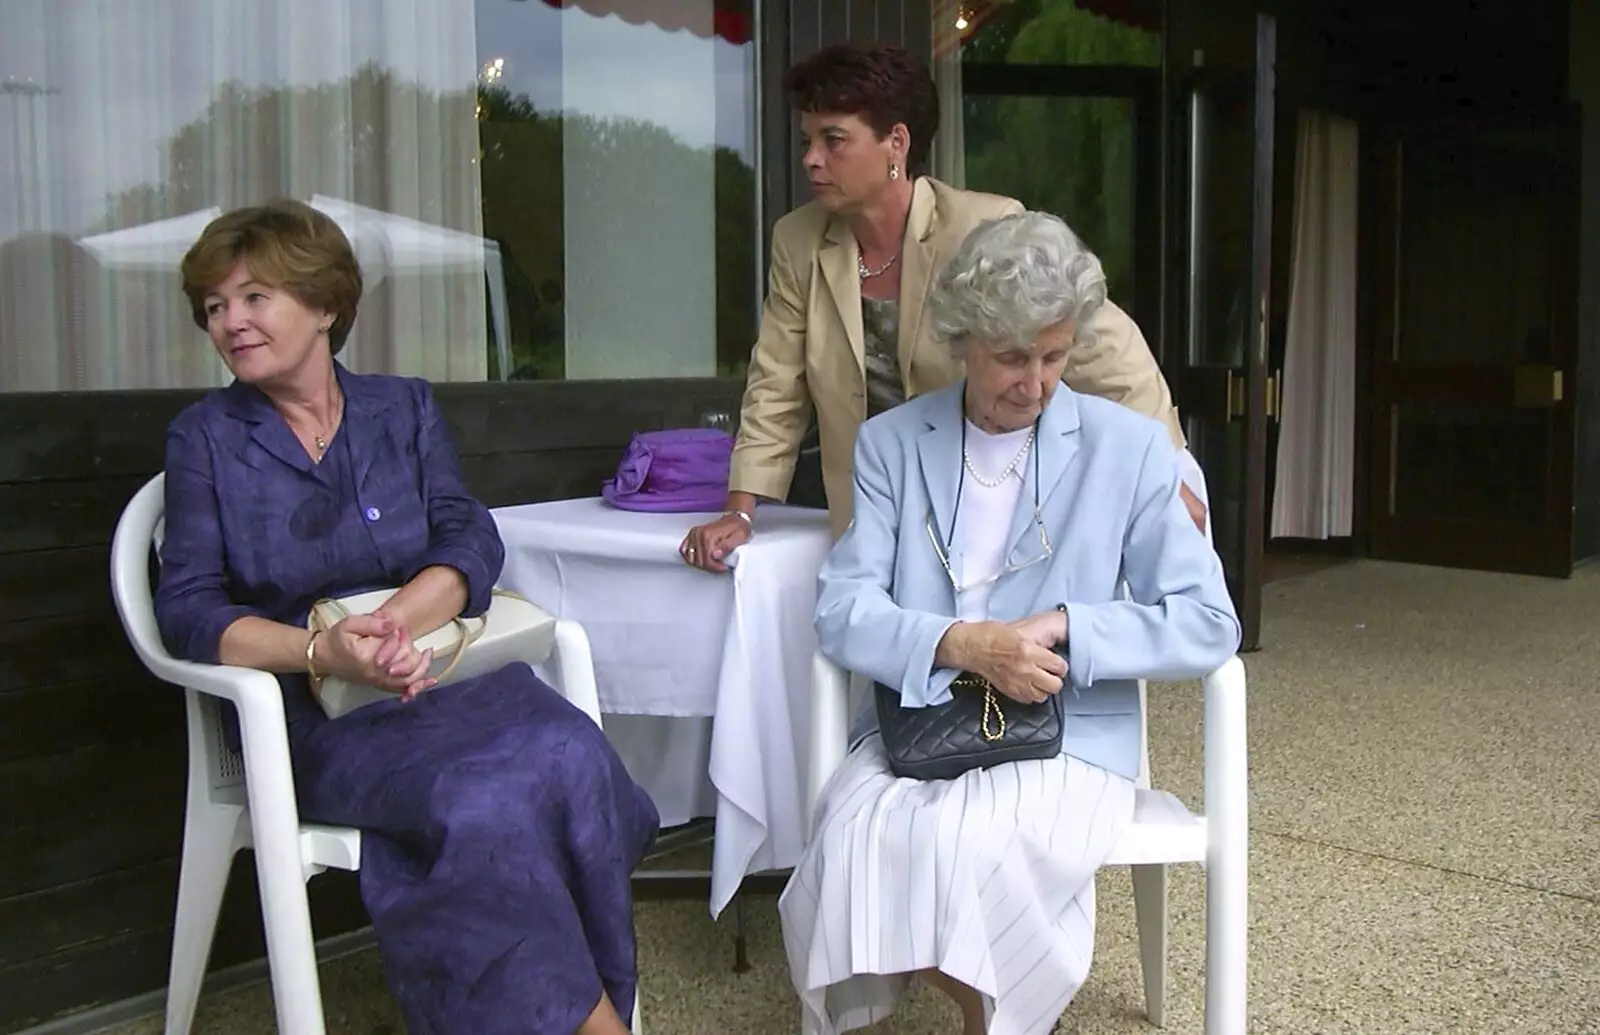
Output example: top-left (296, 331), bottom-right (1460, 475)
top-left (99, 559), bottom-right (1600, 1035)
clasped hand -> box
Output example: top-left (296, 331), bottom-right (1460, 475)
top-left (317, 612), bottom-right (438, 702)
top-left (963, 611), bottom-right (1070, 705)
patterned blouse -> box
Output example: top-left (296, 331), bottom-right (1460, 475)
top-left (862, 297), bottom-right (905, 417)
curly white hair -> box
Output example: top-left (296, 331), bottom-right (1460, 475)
top-left (927, 211), bottom-right (1107, 354)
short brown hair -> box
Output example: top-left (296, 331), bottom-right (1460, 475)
top-left (180, 199), bottom-right (363, 353)
top-left (783, 42), bottom-right (939, 173)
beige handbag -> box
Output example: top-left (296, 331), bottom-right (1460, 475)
top-left (307, 587), bottom-right (557, 720)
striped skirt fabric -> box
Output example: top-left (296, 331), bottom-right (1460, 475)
top-left (778, 735), bottom-right (1136, 1035)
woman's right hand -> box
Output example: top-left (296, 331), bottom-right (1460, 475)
top-left (680, 512), bottom-right (752, 573)
top-left (314, 613), bottom-right (436, 698)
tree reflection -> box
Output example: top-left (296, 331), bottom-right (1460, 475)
top-left (98, 64), bottom-right (758, 381)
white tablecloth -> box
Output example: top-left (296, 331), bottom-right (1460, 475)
top-left (492, 497), bottom-right (832, 917)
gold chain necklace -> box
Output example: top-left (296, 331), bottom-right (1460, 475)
top-left (297, 396), bottom-right (343, 462)
top-left (858, 250), bottom-right (899, 279)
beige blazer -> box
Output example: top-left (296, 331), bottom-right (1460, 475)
top-left (730, 176), bottom-right (1185, 539)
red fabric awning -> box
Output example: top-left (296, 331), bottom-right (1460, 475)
top-left (533, 0), bottom-right (752, 45)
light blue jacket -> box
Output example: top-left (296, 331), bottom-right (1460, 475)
top-left (815, 382), bottom-right (1242, 781)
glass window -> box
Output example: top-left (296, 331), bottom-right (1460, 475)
top-left (930, 0), bottom-right (1160, 319)
top-left (0, 0), bottom-right (758, 392)
top-left (476, 0), bottom-right (757, 381)
top-left (951, 0), bottom-right (1159, 67)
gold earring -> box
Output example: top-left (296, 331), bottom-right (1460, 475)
top-left (889, 163), bottom-right (900, 180)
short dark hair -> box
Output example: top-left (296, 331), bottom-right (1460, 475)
top-left (181, 199), bottom-right (363, 354)
top-left (782, 42), bottom-right (939, 173)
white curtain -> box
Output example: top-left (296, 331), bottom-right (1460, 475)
top-left (0, 0), bottom-right (487, 393)
top-left (1270, 110), bottom-right (1358, 540)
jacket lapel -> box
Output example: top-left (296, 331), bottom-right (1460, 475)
top-left (1004, 389), bottom-right (1082, 567)
top-left (982, 391), bottom-right (1083, 619)
top-left (916, 387), bottom-right (964, 562)
top-left (819, 218), bottom-right (866, 374)
top-left (336, 365), bottom-right (388, 490)
top-left (896, 178), bottom-right (940, 380)
top-left (225, 382), bottom-right (313, 475)
top-left (225, 363), bottom-right (386, 485)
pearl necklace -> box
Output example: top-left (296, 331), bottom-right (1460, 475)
top-left (963, 426), bottom-right (1035, 488)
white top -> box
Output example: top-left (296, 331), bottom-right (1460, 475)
top-left (951, 420), bottom-right (1032, 621)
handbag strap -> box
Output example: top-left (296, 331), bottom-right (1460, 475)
top-left (307, 597), bottom-right (347, 634)
top-left (427, 616), bottom-right (474, 682)
top-left (429, 586), bottom-right (530, 682)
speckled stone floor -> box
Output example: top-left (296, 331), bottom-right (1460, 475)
top-left (101, 560), bottom-right (1600, 1035)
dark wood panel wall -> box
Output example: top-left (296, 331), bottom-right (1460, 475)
top-left (0, 378), bottom-right (742, 1032)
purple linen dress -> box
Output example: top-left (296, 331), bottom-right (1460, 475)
top-left (153, 364), bottom-right (659, 1034)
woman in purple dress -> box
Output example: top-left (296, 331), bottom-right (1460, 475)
top-left (153, 199), bottom-right (660, 1035)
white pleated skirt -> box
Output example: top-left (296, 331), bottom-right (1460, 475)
top-left (778, 736), bottom-right (1136, 1035)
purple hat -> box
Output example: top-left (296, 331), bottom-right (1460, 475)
top-left (601, 427), bottom-right (734, 513)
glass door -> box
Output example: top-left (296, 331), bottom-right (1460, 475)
top-left (954, 1), bottom-right (1162, 331)
top-left (959, 65), bottom-right (1160, 332)
top-left (1173, 14), bottom-right (1276, 650)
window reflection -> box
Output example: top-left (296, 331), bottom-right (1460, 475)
top-left (476, 0), bottom-right (756, 380)
top-left (0, 0), bottom-right (757, 391)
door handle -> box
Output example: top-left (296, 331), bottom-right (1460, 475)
top-left (1512, 364), bottom-right (1563, 407)
top-left (1226, 370), bottom-right (1245, 420)
top-left (1265, 371), bottom-right (1282, 421)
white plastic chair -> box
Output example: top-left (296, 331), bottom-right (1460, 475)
top-left (804, 653), bottom-right (1248, 1034)
top-left (110, 473), bottom-right (643, 1035)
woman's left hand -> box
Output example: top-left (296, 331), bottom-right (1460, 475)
top-left (372, 625), bottom-right (436, 702)
top-left (1009, 610), bottom-right (1067, 651)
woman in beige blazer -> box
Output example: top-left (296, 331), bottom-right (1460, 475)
top-left (681, 42), bottom-right (1207, 571)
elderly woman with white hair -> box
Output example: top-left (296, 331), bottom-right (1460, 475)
top-left (777, 212), bottom-right (1241, 1035)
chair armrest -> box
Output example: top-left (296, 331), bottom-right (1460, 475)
top-left (1202, 655), bottom-right (1248, 839)
top-left (138, 650), bottom-right (294, 762)
top-left (140, 651), bottom-right (285, 709)
top-left (806, 649), bottom-right (852, 838)
top-left (550, 619), bottom-right (604, 729)
top-left (1201, 654), bottom-right (1248, 988)
top-left (135, 643), bottom-right (307, 871)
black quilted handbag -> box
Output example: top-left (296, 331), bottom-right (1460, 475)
top-left (874, 669), bottom-right (1064, 781)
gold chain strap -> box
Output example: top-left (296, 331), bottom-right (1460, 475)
top-left (953, 672), bottom-right (1007, 743)
top-left (980, 687), bottom-right (1006, 742)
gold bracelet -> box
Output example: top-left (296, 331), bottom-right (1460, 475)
top-left (305, 629), bottom-right (324, 691)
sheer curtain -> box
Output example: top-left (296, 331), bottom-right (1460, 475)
top-left (1270, 110), bottom-right (1358, 540)
top-left (0, 0), bottom-right (488, 393)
